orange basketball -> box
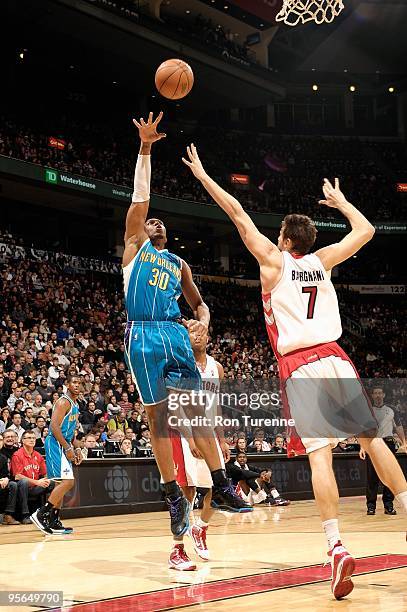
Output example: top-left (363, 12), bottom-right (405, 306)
top-left (155, 59), bottom-right (194, 100)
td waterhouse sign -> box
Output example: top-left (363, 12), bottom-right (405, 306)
top-left (45, 168), bottom-right (97, 191)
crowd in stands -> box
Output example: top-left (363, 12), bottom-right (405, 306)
top-left (1, 117), bottom-right (406, 221)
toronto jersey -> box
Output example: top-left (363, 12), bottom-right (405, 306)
top-left (198, 354), bottom-right (220, 393)
top-left (49, 394), bottom-right (79, 443)
top-left (263, 251), bottom-right (342, 356)
top-left (197, 354), bottom-right (220, 423)
top-left (123, 239), bottom-right (183, 322)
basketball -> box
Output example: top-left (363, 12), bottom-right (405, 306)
top-left (155, 59), bottom-right (194, 100)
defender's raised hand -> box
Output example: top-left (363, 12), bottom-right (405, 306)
top-left (319, 178), bottom-right (347, 209)
top-left (182, 143), bottom-right (207, 181)
top-left (133, 111), bottom-right (166, 144)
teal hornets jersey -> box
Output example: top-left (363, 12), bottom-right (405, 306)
top-left (49, 394), bottom-right (79, 443)
top-left (123, 239), bottom-right (183, 322)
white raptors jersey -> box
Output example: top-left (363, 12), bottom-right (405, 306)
top-left (197, 354), bottom-right (219, 423)
top-left (198, 354), bottom-right (220, 392)
top-left (263, 251), bottom-right (342, 356)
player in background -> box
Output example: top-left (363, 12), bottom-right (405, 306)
top-left (30, 374), bottom-right (83, 535)
top-left (183, 143), bottom-right (407, 600)
top-left (123, 114), bottom-right (250, 540)
top-left (168, 326), bottom-right (233, 570)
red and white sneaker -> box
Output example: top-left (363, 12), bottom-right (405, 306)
top-left (329, 541), bottom-right (355, 600)
top-left (189, 524), bottom-right (209, 561)
top-left (168, 544), bottom-right (196, 571)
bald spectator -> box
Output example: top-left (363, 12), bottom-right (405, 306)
top-left (107, 410), bottom-right (128, 433)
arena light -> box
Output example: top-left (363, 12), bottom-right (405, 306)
top-left (180, 245), bottom-right (185, 249)
top-left (312, 84), bottom-right (318, 91)
top-left (174, 237), bottom-right (179, 241)
top-left (349, 85), bottom-right (356, 92)
top-left (197, 240), bottom-right (202, 244)
top-left (388, 86), bottom-right (395, 93)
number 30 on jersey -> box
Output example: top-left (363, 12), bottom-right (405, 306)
top-left (149, 268), bottom-right (170, 291)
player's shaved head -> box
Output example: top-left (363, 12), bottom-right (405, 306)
top-left (145, 218), bottom-right (167, 246)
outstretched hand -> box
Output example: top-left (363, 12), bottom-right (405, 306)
top-left (182, 143), bottom-right (207, 181)
top-left (318, 178), bottom-right (347, 209)
top-left (133, 111), bottom-right (166, 144)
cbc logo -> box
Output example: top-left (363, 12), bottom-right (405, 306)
top-left (272, 461), bottom-right (290, 491)
top-left (141, 473), bottom-right (160, 493)
top-left (104, 466), bottom-right (131, 503)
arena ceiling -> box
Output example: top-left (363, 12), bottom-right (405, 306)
top-left (167, 0), bottom-right (407, 80)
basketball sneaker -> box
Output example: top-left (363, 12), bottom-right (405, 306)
top-left (30, 509), bottom-right (53, 535)
top-left (189, 524), bottom-right (209, 561)
top-left (166, 495), bottom-right (190, 536)
top-left (274, 497), bottom-right (291, 506)
top-left (211, 483), bottom-right (253, 513)
top-left (50, 517), bottom-right (74, 535)
top-left (168, 544), bottom-right (196, 571)
top-left (329, 541), bottom-right (355, 600)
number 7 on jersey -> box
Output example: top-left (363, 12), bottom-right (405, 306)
top-left (302, 286), bottom-right (318, 319)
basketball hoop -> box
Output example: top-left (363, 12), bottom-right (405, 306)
top-left (275, 0), bottom-right (344, 26)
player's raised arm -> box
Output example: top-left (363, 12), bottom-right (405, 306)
top-left (182, 144), bottom-right (278, 267)
top-left (180, 259), bottom-right (210, 334)
top-left (123, 112), bottom-right (166, 264)
top-left (315, 178), bottom-right (375, 270)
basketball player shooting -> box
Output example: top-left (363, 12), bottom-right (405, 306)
top-left (183, 143), bottom-right (407, 599)
top-left (123, 115), bottom-right (249, 539)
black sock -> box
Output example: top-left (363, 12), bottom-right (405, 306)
top-left (51, 507), bottom-right (60, 518)
top-left (211, 469), bottom-right (228, 487)
top-left (40, 501), bottom-right (54, 515)
top-left (164, 480), bottom-right (180, 499)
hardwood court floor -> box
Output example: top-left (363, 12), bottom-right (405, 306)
top-left (0, 497), bottom-right (406, 611)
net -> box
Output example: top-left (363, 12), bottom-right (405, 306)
top-left (275, 0), bottom-right (345, 26)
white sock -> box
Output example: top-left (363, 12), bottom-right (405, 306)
top-left (196, 517), bottom-right (209, 528)
top-left (396, 491), bottom-right (407, 513)
top-left (173, 539), bottom-right (183, 547)
top-left (270, 488), bottom-right (280, 499)
top-left (322, 518), bottom-right (341, 551)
